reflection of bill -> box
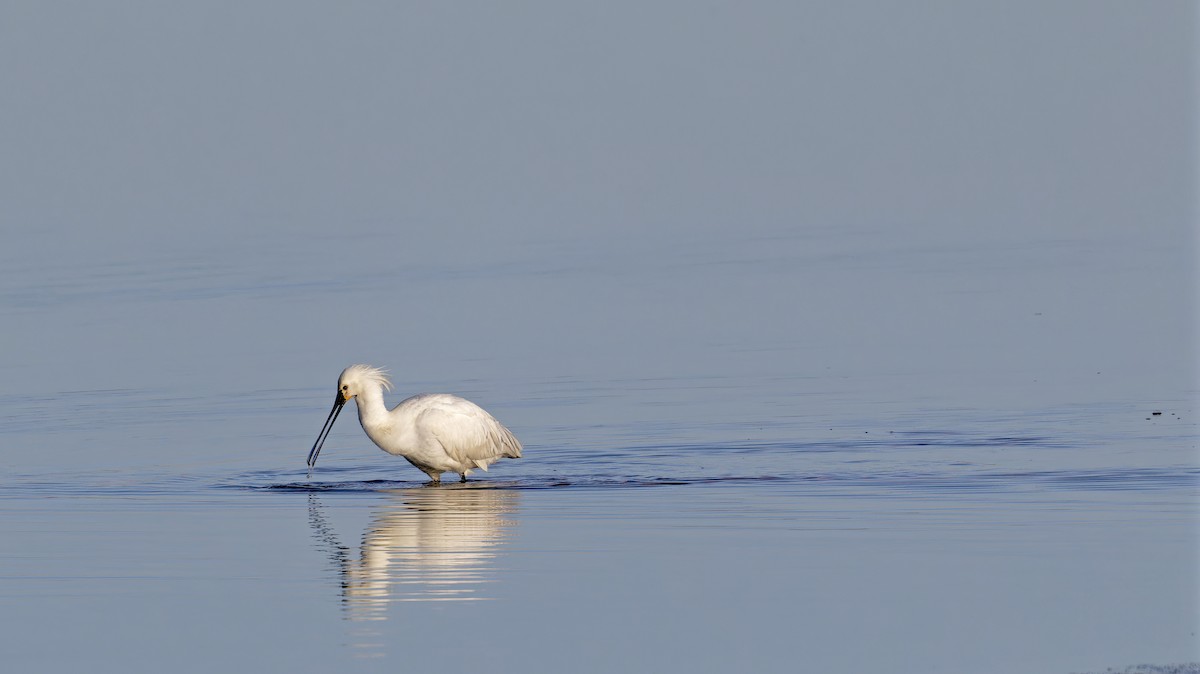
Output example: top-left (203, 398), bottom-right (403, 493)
top-left (308, 488), bottom-right (519, 623)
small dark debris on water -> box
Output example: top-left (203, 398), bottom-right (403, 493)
top-left (1152, 411), bottom-right (1162, 416)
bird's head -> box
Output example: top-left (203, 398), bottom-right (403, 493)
top-left (308, 364), bottom-right (393, 469)
top-left (337, 364), bottom-right (393, 401)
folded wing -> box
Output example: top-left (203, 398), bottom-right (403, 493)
top-left (417, 396), bottom-right (522, 471)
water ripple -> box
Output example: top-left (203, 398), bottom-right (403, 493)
top-left (4, 438), bottom-right (1196, 499)
top-left (227, 464), bottom-right (1198, 496)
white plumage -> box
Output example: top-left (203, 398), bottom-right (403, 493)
top-left (307, 364), bottom-right (522, 483)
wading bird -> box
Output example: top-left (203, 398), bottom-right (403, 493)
top-left (307, 365), bottom-right (522, 483)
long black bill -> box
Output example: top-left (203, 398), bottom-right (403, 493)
top-left (307, 392), bottom-right (346, 468)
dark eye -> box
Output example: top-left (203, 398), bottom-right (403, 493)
top-left (341, 385), bottom-right (348, 391)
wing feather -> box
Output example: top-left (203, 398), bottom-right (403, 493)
top-left (416, 396), bottom-right (522, 471)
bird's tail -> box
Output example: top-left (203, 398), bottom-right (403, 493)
top-left (498, 425), bottom-right (523, 458)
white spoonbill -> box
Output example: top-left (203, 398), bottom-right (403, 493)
top-left (307, 364), bottom-right (522, 483)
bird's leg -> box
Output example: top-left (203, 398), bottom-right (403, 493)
top-left (424, 469), bottom-right (442, 485)
top-left (459, 473), bottom-right (467, 483)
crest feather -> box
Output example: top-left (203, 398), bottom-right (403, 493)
top-left (342, 364), bottom-right (393, 392)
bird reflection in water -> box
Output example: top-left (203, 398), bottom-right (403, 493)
top-left (308, 487), bottom-right (519, 623)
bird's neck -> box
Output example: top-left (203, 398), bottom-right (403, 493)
top-left (353, 385), bottom-right (391, 431)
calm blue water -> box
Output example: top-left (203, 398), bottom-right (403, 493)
top-left (1, 224), bottom-right (1196, 674)
top-left (1, 4), bottom-right (1196, 671)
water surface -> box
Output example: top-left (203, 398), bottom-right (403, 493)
top-left (0, 3), bottom-right (1195, 672)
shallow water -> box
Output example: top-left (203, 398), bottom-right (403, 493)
top-left (2, 382), bottom-right (1196, 673)
top-left (1, 4), bottom-right (1197, 671)
top-left (2, 222), bottom-right (1196, 673)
